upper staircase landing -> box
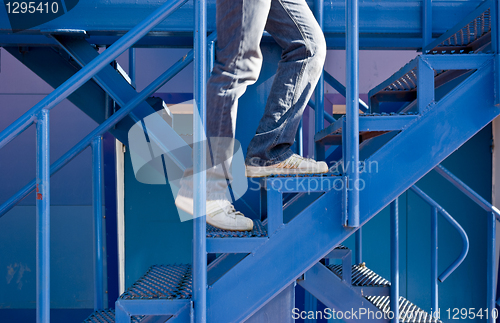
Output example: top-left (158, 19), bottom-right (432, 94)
top-left (0, 0), bottom-right (485, 49)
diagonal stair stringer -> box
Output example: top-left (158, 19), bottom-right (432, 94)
top-left (206, 59), bottom-right (500, 323)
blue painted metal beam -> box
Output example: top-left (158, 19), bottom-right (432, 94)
top-left (314, 0), bottom-right (325, 162)
top-left (390, 198), bottom-right (399, 323)
top-left (206, 238), bottom-right (268, 254)
top-left (355, 228), bottom-right (362, 264)
top-left (423, 0), bottom-right (433, 48)
top-left (266, 176), bottom-right (341, 194)
top-left (431, 206), bottom-right (438, 313)
top-left (92, 136), bottom-right (105, 311)
top-left (0, 1), bottom-right (484, 42)
top-left (115, 299), bottom-right (191, 319)
top-left (417, 56), bottom-right (434, 112)
top-left (487, 212), bottom-right (497, 323)
top-left (345, 0), bottom-right (360, 227)
top-left (193, 0), bottom-right (207, 321)
top-left (423, 54), bottom-right (494, 71)
top-left (36, 109), bottom-right (50, 323)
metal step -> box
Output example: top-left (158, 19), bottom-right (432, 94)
top-left (366, 296), bottom-right (442, 323)
top-left (327, 264), bottom-right (390, 287)
top-left (424, 2), bottom-right (491, 54)
top-left (83, 309), bottom-right (143, 323)
top-left (207, 220), bottom-right (268, 253)
top-left (315, 113), bottom-right (419, 145)
top-left (206, 220), bottom-right (267, 238)
top-left (120, 265), bottom-right (192, 300)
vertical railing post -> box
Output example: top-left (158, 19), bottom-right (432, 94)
top-left (423, 0), bottom-right (432, 50)
top-left (193, 0), bottom-right (207, 321)
top-left (129, 48), bottom-right (136, 89)
top-left (390, 198), bottom-right (399, 323)
top-left (36, 109), bottom-right (50, 323)
top-left (314, 0), bottom-right (325, 161)
top-left (345, 0), bottom-right (360, 227)
top-left (92, 136), bottom-right (105, 310)
top-left (295, 120), bottom-right (303, 156)
top-left (487, 212), bottom-right (497, 323)
top-left (431, 206), bottom-right (438, 315)
top-left (208, 38), bottom-right (215, 78)
top-left (355, 227), bottom-right (362, 264)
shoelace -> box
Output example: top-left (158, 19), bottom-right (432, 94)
top-left (277, 154), bottom-right (316, 169)
top-left (209, 200), bottom-right (244, 219)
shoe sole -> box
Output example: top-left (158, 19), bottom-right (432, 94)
top-left (207, 218), bottom-right (253, 232)
top-left (245, 166), bottom-right (329, 178)
top-left (176, 195), bottom-right (253, 231)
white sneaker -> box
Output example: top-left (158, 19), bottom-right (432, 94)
top-left (175, 195), bottom-right (253, 231)
top-left (245, 154), bottom-right (328, 177)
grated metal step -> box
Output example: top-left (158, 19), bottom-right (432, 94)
top-left (366, 296), bottom-right (442, 323)
top-left (315, 112), bottom-right (419, 145)
top-left (426, 7), bottom-right (491, 53)
top-left (327, 264), bottom-right (391, 287)
top-left (83, 309), bottom-right (143, 323)
top-left (207, 219), bottom-right (267, 238)
top-left (120, 264), bottom-right (192, 300)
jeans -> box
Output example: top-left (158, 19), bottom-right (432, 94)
top-left (178, 0), bottom-right (326, 201)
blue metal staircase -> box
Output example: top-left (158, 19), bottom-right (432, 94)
top-left (1, 0), bottom-right (499, 322)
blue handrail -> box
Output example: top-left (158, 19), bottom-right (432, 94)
top-left (434, 165), bottom-right (500, 221)
top-left (0, 0), bottom-right (188, 151)
top-left (433, 164), bottom-right (499, 319)
top-left (0, 35), bottom-right (203, 219)
top-left (410, 185), bottom-right (469, 282)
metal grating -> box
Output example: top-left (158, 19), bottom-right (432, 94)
top-left (83, 309), bottom-right (143, 323)
top-left (327, 264), bottom-right (391, 287)
top-left (430, 9), bottom-right (491, 52)
top-left (386, 68), bottom-right (418, 91)
top-left (367, 296), bottom-right (442, 323)
top-left (207, 219), bottom-right (267, 238)
top-left (120, 264), bottom-right (192, 300)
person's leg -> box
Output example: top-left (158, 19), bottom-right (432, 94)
top-left (245, 0), bottom-right (326, 167)
top-left (176, 0), bottom-right (272, 230)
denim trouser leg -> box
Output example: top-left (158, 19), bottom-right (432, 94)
top-left (178, 0), bottom-right (326, 201)
top-left (245, 0), bottom-right (326, 166)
